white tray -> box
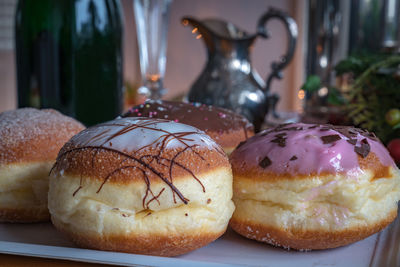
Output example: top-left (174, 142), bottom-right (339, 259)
top-left (0, 213), bottom-right (399, 267)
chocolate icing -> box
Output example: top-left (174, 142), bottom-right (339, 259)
top-left (123, 100), bottom-right (254, 135)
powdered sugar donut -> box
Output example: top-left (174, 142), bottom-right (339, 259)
top-left (0, 108), bottom-right (84, 222)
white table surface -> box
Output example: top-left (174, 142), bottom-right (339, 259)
top-left (1, 212), bottom-right (399, 267)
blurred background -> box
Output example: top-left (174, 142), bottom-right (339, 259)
top-left (0, 0), bottom-right (306, 113)
top-left (0, 0), bottom-right (399, 158)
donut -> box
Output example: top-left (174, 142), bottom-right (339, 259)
top-left (48, 117), bottom-right (234, 256)
top-left (0, 108), bottom-right (85, 223)
top-left (229, 123), bottom-right (400, 250)
top-left (123, 100), bottom-right (254, 154)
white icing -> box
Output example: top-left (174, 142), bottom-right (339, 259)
top-left (70, 117), bottom-right (218, 152)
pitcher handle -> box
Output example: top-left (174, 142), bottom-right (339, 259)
top-left (257, 8), bottom-right (298, 94)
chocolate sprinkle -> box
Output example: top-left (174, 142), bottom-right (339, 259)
top-left (257, 123), bottom-right (380, 162)
top-left (272, 124), bottom-right (302, 133)
top-left (282, 126), bottom-right (302, 131)
top-left (259, 156), bottom-right (272, 168)
top-left (367, 132), bottom-right (379, 141)
top-left (354, 138), bottom-right (370, 158)
top-left (346, 139), bottom-right (357, 145)
top-left (320, 128), bottom-right (331, 131)
top-left (271, 137), bottom-right (286, 147)
top-left (321, 134), bottom-right (341, 144)
top-left (260, 131), bottom-right (270, 136)
top-left (274, 133), bottom-right (287, 138)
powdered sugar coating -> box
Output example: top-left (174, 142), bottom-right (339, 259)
top-left (68, 117), bottom-right (220, 153)
top-left (0, 108), bottom-right (85, 164)
top-left (232, 123), bottom-right (396, 176)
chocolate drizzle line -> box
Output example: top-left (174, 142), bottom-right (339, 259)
top-left (59, 145), bottom-right (190, 206)
top-left (146, 188), bottom-right (165, 207)
top-left (52, 119), bottom-right (213, 208)
top-left (72, 175), bottom-right (83, 197)
top-left (140, 150), bottom-right (205, 203)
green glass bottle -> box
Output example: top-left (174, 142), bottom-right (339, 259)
top-left (15, 0), bottom-right (123, 126)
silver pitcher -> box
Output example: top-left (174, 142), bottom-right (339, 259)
top-left (182, 8), bottom-right (297, 132)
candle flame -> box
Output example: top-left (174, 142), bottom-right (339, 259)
top-left (298, 89), bottom-right (305, 100)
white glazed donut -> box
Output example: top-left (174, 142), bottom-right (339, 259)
top-left (48, 117), bottom-right (235, 256)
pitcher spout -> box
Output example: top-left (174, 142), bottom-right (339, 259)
top-left (182, 17), bottom-right (257, 53)
top-left (181, 17), bottom-right (218, 53)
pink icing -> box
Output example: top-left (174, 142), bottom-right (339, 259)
top-left (232, 123), bottom-right (396, 176)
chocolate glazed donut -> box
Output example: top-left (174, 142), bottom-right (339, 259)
top-left (124, 100), bottom-right (254, 155)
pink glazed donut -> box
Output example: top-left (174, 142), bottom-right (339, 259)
top-left (229, 123), bottom-right (400, 250)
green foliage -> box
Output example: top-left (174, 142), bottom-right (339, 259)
top-left (346, 55), bottom-right (400, 144)
top-left (301, 75), bottom-right (321, 93)
top-left (334, 54), bottom-right (388, 76)
top-left (327, 87), bottom-right (348, 106)
top-left (335, 56), bottom-right (365, 76)
top-left (301, 75), bottom-right (347, 106)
